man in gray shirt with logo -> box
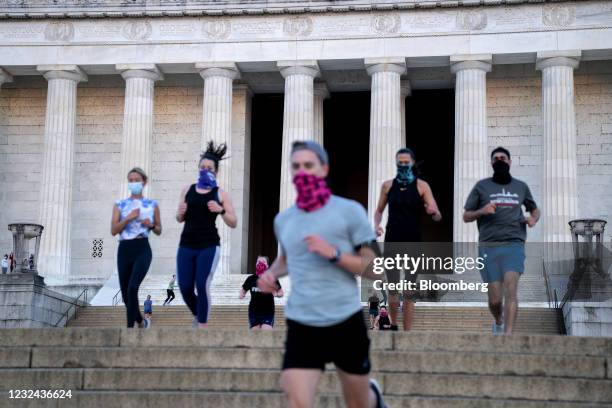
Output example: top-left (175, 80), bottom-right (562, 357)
top-left (463, 147), bottom-right (540, 335)
top-left (258, 141), bottom-right (387, 408)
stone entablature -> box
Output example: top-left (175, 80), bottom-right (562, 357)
top-left (0, 0), bottom-right (581, 19)
top-left (0, 1), bottom-right (610, 70)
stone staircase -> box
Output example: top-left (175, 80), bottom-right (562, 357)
top-left (0, 327), bottom-right (610, 407)
top-left (67, 305), bottom-right (563, 335)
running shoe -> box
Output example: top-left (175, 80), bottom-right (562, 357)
top-left (369, 378), bottom-right (387, 408)
top-left (192, 316), bottom-right (198, 328)
top-left (492, 321), bottom-right (504, 335)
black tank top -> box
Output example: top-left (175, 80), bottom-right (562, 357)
top-left (385, 178), bottom-right (422, 242)
top-left (179, 184), bottom-right (221, 249)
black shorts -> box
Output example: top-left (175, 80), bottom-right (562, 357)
top-left (249, 311), bottom-right (274, 328)
top-left (282, 311), bottom-right (371, 375)
top-left (383, 241), bottom-right (421, 300)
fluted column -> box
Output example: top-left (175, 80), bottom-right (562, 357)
top-left (400, 79), bottom-right (411, 146)
top-left (36, 65), bottom-right (87, 280)
top-left (196, 62), bottom-right (240, 279)
top-left (230, 83), bottom-right (253, 275)
top-left (277, 60), bottom-right (320, 211)
top-left (0, 68), bottom-right (13, 89)
top-left (450, 55), bottom-right (492, 243)
top-left (116, 64), bottom-right (163, 197)
top-left (537, 51), bottom-right (581, 242)
top-left (313, 82), bottom-right (329, 145)
top-left (365, 58), bottom-right (406, 227)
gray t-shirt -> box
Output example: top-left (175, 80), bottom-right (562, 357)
top-left (274, 195), bottom-right (376, 327)
top-left (464, 177), bottom-right (537, 242)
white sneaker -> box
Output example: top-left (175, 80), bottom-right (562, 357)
top-left (492, 321), bottom-right (504, 335)
top-left (369, 378), bottom-right (387, 408)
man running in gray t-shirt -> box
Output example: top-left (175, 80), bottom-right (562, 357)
top-left (258, 141), bottom-right (388, 408)
top-left (463, 147), bottom-right (540, 335)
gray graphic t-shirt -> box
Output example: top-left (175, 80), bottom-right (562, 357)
top-left (274, 195), bottom-right (376, 327)
top-left (464, 177), bottom-right (537, 242)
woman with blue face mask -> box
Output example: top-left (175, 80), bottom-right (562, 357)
top-left (111, 167), bottom-right (162, 328)
top-left (176, 141), bottom-right (237, 328)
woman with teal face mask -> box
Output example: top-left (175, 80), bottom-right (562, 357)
top-left (111, 167), bottom-right (162, 328)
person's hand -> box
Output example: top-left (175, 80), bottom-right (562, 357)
top-left (177, 202), bottom-right (187, 217)
top-left (304, 235), bottom-right (336, 260)
top-left (127, 208), bottom-right (140, 221)
top-left (141, 218), bottom-right (153, 228)
top-left (207, 200), bottom-right (224, 213)
top-left (257, 271), bottom-right (278, 294)
top-left (375, 226), bottom-right (384, 237)
top-left (424, 203), bottom-right (436, 215)
top-left (239, 292), bottom-right (245, 299)
top-left (523, 216), bottom-right (537, 228)
top-left (480, 202), bottom-right (496, 216)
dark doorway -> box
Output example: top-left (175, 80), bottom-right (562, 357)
top-left (247, 94), bottom-right (283, 271)
top-left (247, 89), bottom-right (455, 273)
top-left (324, 92), bottom-right (371, 208)
top-left (405, 89), bottom-right (455, 242)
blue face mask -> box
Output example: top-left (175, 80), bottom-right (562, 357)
top-left (128, 182), bottom-right (144, 195)
top-left (396, 164), bottom-right (415, 185)
top-left (197, 168), bottom-right (217, 189)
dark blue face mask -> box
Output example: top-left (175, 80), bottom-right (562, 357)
top-left (396, 164), bottom-right (415, 184)
top-left (197, 168), bottom-right (217, 189)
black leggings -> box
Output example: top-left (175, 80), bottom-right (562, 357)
top-left (117, 238), bottom-right (152, 328)
top-left (164, 289), bottom-right (175, 304)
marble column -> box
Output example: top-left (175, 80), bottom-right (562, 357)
top-left (0, 68), bottom-right (13, 89)
top-left (365, 58), bottom-right (406, 226)
top-left (313, 82), bottom-right (329, 145)
top-left (450, 55), bottom-right (492, 243)
top-left (536, 51), bottom-right (581, 242)
top-left (277, 60), bottom-right (320, 211)
top-left (400, 79), bottom-right (411, 147)
top-left (116, 64), bottom-right (163, 197)
top-left (196, 62), bottom-right (240, 279)
top-left (36, 65), bottom-right (87, 280)
top-left (230, 83), bottom-right (253, 275)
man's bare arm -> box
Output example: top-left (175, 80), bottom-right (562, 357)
top-left (268, 255), bottom-right (288, 279)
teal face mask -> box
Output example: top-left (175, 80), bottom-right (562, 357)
top-left (396, 164), bottom-right (415, 184)
top-left (128, 182), bottom-right (144, 195)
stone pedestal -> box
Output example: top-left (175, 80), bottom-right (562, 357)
top-left (277, 60), bottom-right (320, 212)
top-left (36, 65), bottom-right (87, 282)
top-left (450, 55), bottom-right (492, 243)
top-left (365, 58), bottom-right (406, 226)
top-left (116, 64), bottom-right (163, 197)
top-left (537, 51), bottom-right (581, 243)
top-left (0, 273), bottom-right (86, 328)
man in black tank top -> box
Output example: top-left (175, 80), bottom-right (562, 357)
top-left (374, 148), bottom-right (442, 331)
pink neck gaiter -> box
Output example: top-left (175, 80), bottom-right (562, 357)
top-left (293, 172), bottom-right (332, 212)
top-left (255, 261), bottom-right (267, 276)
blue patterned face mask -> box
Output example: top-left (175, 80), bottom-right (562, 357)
top-left (396, 164), bottom-right (415, 185)
top-left (197, 168), bottom-right (217, 189)
top-left (128, 182), bottom-right (144, 195)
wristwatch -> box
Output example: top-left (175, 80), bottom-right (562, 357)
top-left (329, 247), bottom-right (341, 263)
top-left (220, 209), bottom-right (226, 215)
